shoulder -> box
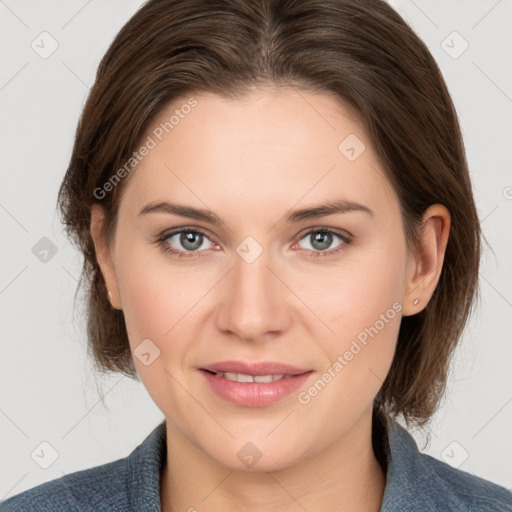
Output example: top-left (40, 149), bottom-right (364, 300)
top-left (420, 450), bottom-right (512, 511)
top-left (381, 417), bottom-right (512, 512)
top-left (0, 456), bottom-right (130, 512)
top-left (0, 421), bottom-right (166, 512)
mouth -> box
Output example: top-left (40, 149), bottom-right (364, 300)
top-left (199, 360), bottom-right (314, 407)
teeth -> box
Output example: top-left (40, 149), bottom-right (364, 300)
top-left (255, 374), bottom-right (281, 383)
top-left (215, 372), bottom-right (286, 383)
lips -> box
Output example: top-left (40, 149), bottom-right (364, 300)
top-left (199, 360), bottom-right (314, 407)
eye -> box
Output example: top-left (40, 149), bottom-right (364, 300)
top-left (157, 227), bottom-right (217, 258)
top-left (295, 228), bottom-right (352, 257)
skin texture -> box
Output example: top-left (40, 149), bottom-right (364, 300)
top-left (90, 87), bottom-right (450, 512)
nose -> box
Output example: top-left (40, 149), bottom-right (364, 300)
top-left (214, 250), bottom-right (293, 343)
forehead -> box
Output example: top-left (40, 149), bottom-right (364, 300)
top-left (118, 88), bottom-right (397, 221)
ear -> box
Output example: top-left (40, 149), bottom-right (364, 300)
top-left (90, 204), bottom-right (122, 310)
top-left (402, 204), bottom-right (451, 316)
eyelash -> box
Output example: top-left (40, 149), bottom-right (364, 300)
top-left (156, 226), bottom-right (353, 259)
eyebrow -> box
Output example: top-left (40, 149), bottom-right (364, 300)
top-left (138, 199), bottom-right (374, 224)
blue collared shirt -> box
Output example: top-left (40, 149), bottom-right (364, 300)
top-left (1, 416), bottom-right (511, 511)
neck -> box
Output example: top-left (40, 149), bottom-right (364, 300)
top-left (161, 408), bottom-right (386, 512)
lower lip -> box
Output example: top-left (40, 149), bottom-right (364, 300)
top-left (200, 370), bottom-right (313, 407)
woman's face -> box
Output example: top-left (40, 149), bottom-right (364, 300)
top-left (95, 87), bottom-right (416, 471)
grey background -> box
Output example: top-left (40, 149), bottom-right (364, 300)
top-left (1, 0), bottom-right (511, 499)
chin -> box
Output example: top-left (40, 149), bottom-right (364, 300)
top-left (205, 438), bottom-right (307, 474)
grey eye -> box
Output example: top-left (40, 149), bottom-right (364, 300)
top-left (166, 231), bottom-right (211, 252)
top-left (298, 231), bottom-right (344, 252)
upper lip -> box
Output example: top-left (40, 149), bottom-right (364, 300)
top-left (200, 360), bottom-right (312, 376)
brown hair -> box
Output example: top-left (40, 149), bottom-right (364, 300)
top-left (57, 0), bottom-right (480, 427)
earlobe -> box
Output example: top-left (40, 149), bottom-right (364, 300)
top-left (402, 204), bottom-right (451, 316)
top-left (90, 204), bottom-right (122, 310)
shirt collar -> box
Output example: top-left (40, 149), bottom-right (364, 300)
top-left (126, 419), bottom-right (167, 511)
top-left (377, 410), bottom-right (472, 511)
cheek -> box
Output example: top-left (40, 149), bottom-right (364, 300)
top-left (299, 237), bottom-right (406, 404)
top-left (113, 243), bottom-right (212, 358)
top-left (299, 238), bottom-right (406, 344)
top-left (113, 246), bottom-right (211, 414)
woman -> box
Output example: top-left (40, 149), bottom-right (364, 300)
top-left (2, 0), bottom-right (510, 510)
